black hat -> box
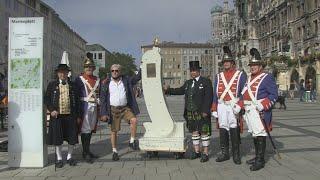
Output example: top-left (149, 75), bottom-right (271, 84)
top-left (222, 46), bottom-right (234, 63)
top-left (55, 64), bottom-right (71, 72)
top-left (248, 48), bottom-right (263, 66)
top-left (189, 61), bottom-right (201, 71)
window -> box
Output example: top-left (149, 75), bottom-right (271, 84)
top-left (40, 3), bottom-right (49, 16)
top-left (177, 65), bottom-right (180, 69)
top-left (314, 20), bottom-right (318, 35)
top-left (94, 53), bottom-right (96, 59)
top-left (98, 53), bottom-right (102, 59)
top-left (183, 56), bottom-right (187, 62)
top-left (5, 0), bottom-right (11, 8)
top-left (14, 0), bottom-right (19, 11)
top-left (26, 0), bottom-right (36, 8)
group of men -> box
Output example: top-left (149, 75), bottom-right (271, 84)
top-left (46, 46), bottom-right (278, 172)
top-left (45, 53), bottom-right (141, 168)
top-left (165, 47), bottom-right (277, 171)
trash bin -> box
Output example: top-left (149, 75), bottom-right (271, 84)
top-left (305, 91), bottom-right (311, 102)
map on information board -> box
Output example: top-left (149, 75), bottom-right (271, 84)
top-left (10, 58), bottom-right (41, 89)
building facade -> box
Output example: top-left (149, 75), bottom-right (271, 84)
top-left (234, 0), bottom-right (320, 94)
top-left (86, 44), bottom-right (111, 77)
top-left (0, 0), bottom-right (86, 88)
top-left (210, 0), bottom-right (238, 72)
top-left (141, 41), bottom-right (215, 88)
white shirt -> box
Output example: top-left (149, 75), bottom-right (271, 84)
top-left (109, 78), bottom-right (127, 106)
top-left (192, 76), bottom-right (200, 88)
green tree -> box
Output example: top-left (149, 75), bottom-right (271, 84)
top-left (99, 52), bottom-right (137, 79)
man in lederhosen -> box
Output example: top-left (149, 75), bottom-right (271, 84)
top-left (100, 64), bottom-right (141, 161)
top-left (165, 61), bottom-right (213, 162)
top-left (211, 46), bottom-right (246, 165)
top-left (242, 48), bottom-right (278, 171)
top-left (45, 63), bottom-right (80, 168)
top-left (75, 53), bottom-right (100, 163)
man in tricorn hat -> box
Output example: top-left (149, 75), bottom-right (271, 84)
top-left (164, 61), bottom-right (213, 162)
top-left (211, 46), bottom-right (246, 165)
top-left (75, 53), bottom-right (101, 163)
top-left (45, 63), bottom-right (81, 168)
top-left (241, 48), bottom-right (278, 171)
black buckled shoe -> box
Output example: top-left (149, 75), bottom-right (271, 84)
top-left (129, 140), bottom-right (139, 150)
top-left (250, 136), bottom-right (266, 171)
top-left (216, 128), bottom-right (230, 162)
top-left (55, 160), bottom-right (63, 168)
top-left (190, 151), bottom-right (201, 160)
top-left (230, 128), bottom-right (241, 165)
top-left (83, 154), bottom-right (94, 164)
top-left (89, 152), bottom-right (99, 159)
top-left (200, 154), bottom-right (209, 163)
top-left (246, 138), bottom-right (258, 165)
top-left (67, 158), bottom-right (77, 166)
top-left (112, 152), bottom-right (120, 161)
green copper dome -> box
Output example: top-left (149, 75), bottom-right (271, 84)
top-left (211, 5), bottom-right (222, 14)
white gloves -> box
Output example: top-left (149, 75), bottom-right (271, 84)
top-left (232, 104), bottom-right (241, 114)
top-left (211, 111), bottom-right (218, 118)
top-left (256, 101), bottom-right (264, 111)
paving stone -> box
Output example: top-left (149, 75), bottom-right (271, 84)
top-left (95, 176), bottom-right (120, 180)
top-left (14, 169), bottom-right (44, 177)
top-left (170, 174), bottom-right (197, 180)
top-left (120, 174), bottom-right (144, 180)
top-left (102, 161), bottom-right (124, 168)
top-left (69, 176), bottom-right (95, 180)
top-left (37, 168), bottom-right (67, 176)
top-left (46, 177), bottom-right (69, 180)
top-left (156, 167), bottom-right (180, 175)
top-left (0, 168), bottom-right (23, 177)
top-left (61, 168), bottom-right (88, 177)
top-left (85, 168), bottom-right (110, 176)
top-left (146, 160), bottom-right (167, 168)
top-left (123, 160), bottom-right (145, 168)
top-left (287, 174), bottom-right (320, 180)
top-left (132, 167), bottom-right (156, 175)
top-left (145, 174), bottom-right (170, 180)
top-left (109, 168), bottom-right (133, 176)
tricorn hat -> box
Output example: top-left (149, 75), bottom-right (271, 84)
top-left (55, 64), bottom-right (71, 72)
top-left (189, 61), bottom-right (202, 71)
top-left (248, 48), bottom-right (263, 66)
top-left (222, 46), bottom-right (234, 63)
top-left (83, 52), bottom-right (96, 68)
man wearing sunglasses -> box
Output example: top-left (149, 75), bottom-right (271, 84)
top-left (100, 64), bottom-right (141, 161)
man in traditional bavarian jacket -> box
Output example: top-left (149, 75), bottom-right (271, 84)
top-left (45, 63), bottom-right (80, 168)
top-left (211, 46), bottom-right (246, 165)
top-left (242, 48), bottom-right (278, 171)
top-left (165, 61), bottom-right (213, 162)
top-left (75, 53), bottom-right (100, 163)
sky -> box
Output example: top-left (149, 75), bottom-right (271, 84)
top-left (42, 0), bottom-right (233, 62)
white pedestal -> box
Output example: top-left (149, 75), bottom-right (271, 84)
top-left (139, 47), bottom-right (186, 152)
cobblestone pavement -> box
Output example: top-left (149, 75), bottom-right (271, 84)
top-left (0, 96), bottom-right (320, 180)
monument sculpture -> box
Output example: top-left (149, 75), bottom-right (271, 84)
top-left (139, 40), bottom-right (186, 158)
